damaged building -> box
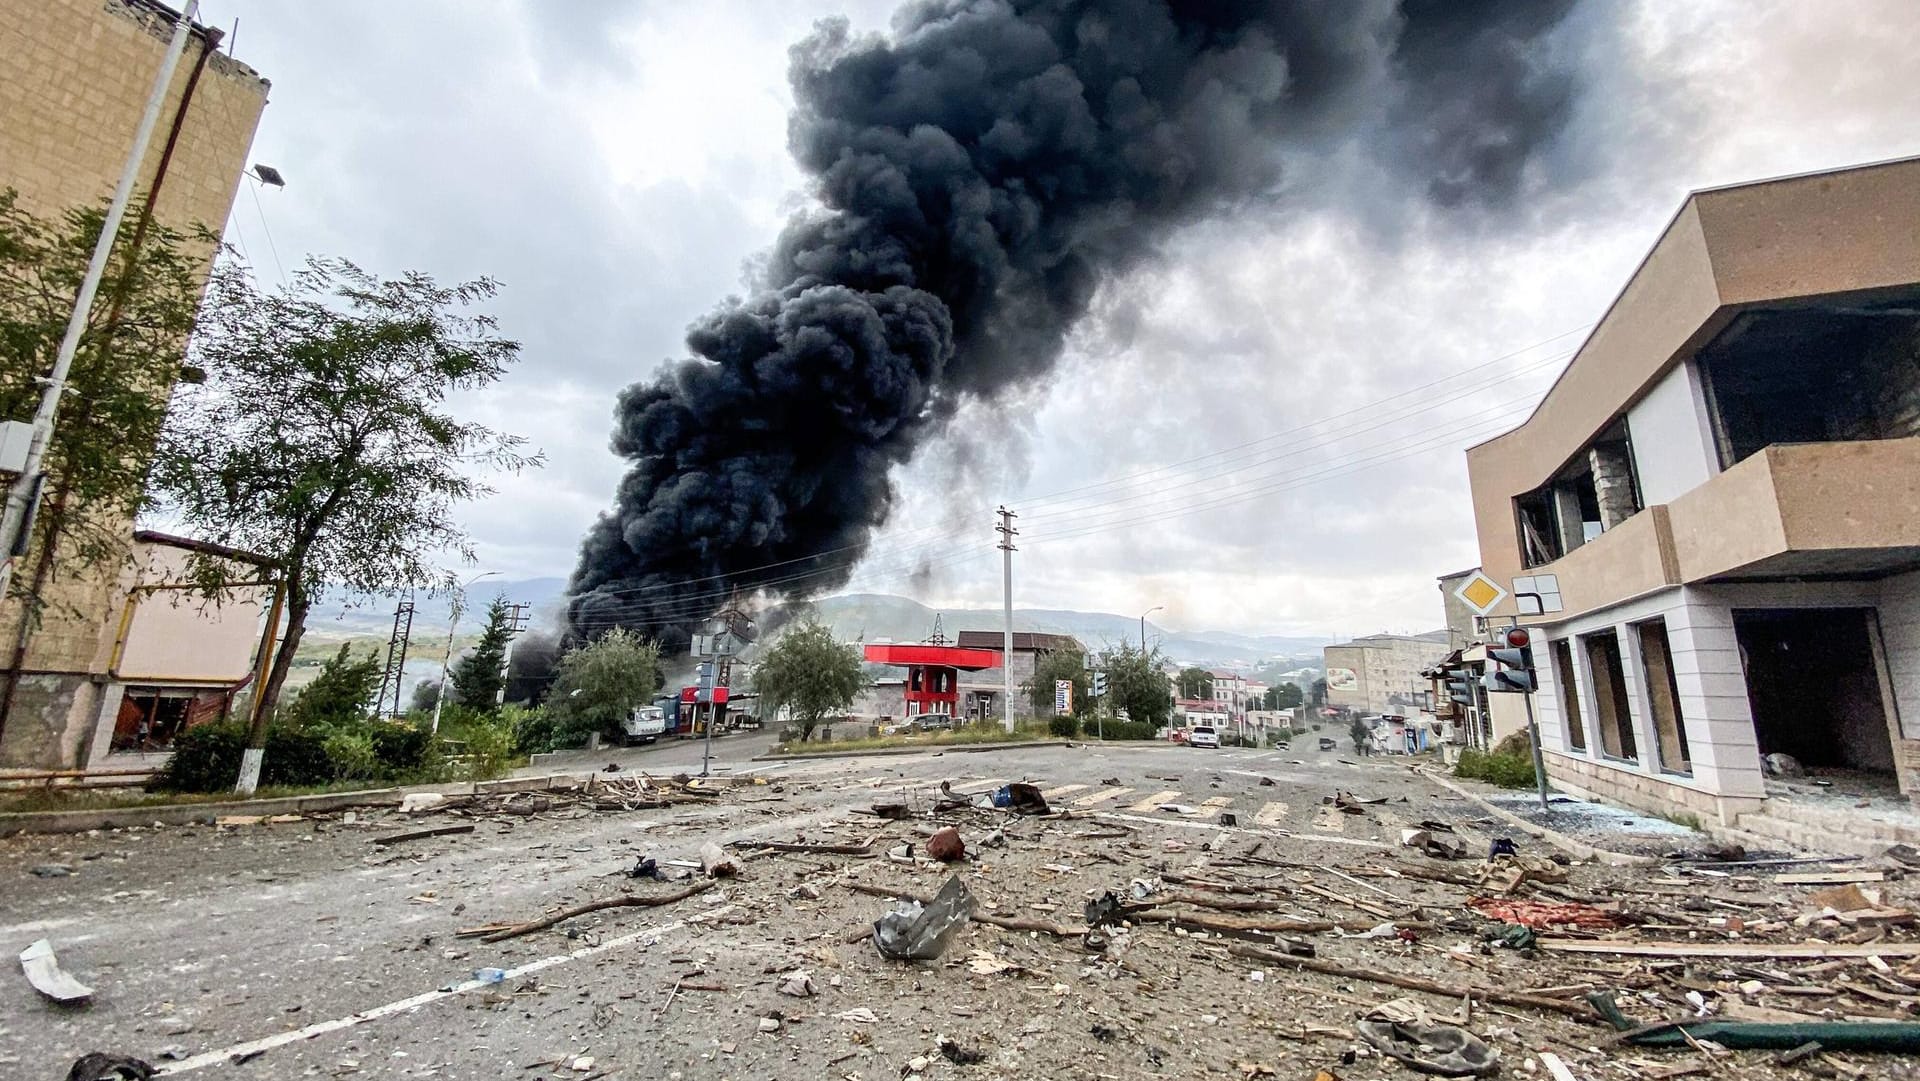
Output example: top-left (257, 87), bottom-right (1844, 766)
top-left (1465, 156), bottom-right (1920, 842)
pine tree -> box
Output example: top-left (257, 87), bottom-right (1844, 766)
top-left (287, 644), bottom-right (381, 727)
top-left (449, 596), bottom-right (512, 712)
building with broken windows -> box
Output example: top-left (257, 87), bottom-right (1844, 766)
top-left (1464, 156), bottom-right (1920, 838)
top-left (0, 0), bottom-right (271, 771)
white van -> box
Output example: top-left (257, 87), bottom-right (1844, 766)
top-left (622, 704), bottom-right (667, 745)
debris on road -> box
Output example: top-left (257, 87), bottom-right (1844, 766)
top-left (63, 1053), bottom-right (154, 1080)
top-left (468, 880), bottom-right (716, 943)
top-left (926, 826), bottom-right (965, 862)
top-left (992, 782), bottom-right (1051, 815)
top-left (370, 823), bottom-right (476, 846)
top-left (1356, 1013), bottom-right (1499, 1077)
top-left (1466, 897), bottom-right (1625, 931)
top-left (21, 938), bottom-right (92, 1004)
top-left (700, 841), bottom-right (738, 878)
top-left (873, 875), bottom-right (976, 960)
top-left (399, 792), bottom-right (448, 814)
top-left (776, 969), bottom-right (817, 997)
top-left (29, 863), bottom-right (73, 877)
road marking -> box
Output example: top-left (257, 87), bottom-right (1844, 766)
top-left (1194, 795), bottom-right (1234, 819)
top-left (1040, 783), bottom-right (1090, 799)
top-left (1254, 801), bottom-right (1290, 826)
top-left (831, 775), bottom-right (891, 791)
top-left (1310, 807), bottom-right (1347, 833)
top-left (1071, 787), bottom-right (1133, 807)
top-left (945, 778), bottom-right (1005, 795)
top-left (155, 907), bottom-right (735, 1075)
top-left (1126, 789), bottom-right (1184, 812)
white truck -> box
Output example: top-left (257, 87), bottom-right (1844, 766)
top-left (621, 704), bottom-right (667, 745)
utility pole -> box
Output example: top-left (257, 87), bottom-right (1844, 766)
top-left (0, 1), bottom-right (200, 600)
top-left (495, 602), bottom-right (529, 707)
top-left (995, 506), bottom-right (1017, 733)
top-left (375, 598), bottom-right (416, 718)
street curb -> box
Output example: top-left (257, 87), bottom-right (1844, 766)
top-left (753, 739), bottom-right (1071, 762)
top-left (1413, 766), bottom-right (1660, 868)
top-left (0, 773), bottom-right (598, 836)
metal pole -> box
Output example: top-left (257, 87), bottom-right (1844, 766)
top-left (1522, 689), bottom-right (1550, 811)
top-left (702, 699), bottom-right (713, 778)
top-left (996, 506), bottom-right (1017, 733)
top-left (431, 571), bottom-right (496, 734)
top-left (0, 1), bottom-right (199, 599)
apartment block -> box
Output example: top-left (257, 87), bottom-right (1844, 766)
top-left (1323, 632), bottom-right (1450, 716)
top-left (1465, 157), bottom-right (1920, 828)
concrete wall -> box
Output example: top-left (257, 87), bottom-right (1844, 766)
top-left (1628, 361), bottom-right (1720, 504)
top-left (0, 0), bottom-right (268, 769)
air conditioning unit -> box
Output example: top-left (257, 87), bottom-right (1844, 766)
top-left (0, 421), bottom-right (32, 474)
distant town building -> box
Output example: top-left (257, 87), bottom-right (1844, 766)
top-left (1322, 632), bottom-right (1451, 716)
top-left (953, 631), bottom-right (1080, 721)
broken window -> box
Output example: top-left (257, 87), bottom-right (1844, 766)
top-left (1550, 639), bottom-right (1587, 752)
top-left (1581, 629), bottom-right (1637, 761)
top-left (1635, 619), bottom-right (1691, 774)
top-left (111, 688), bottom-right (198, 753)
top-left (1514, 419), bottom-right (1643, 567)
top-left (1698, 301), bottom-right (1920, 467)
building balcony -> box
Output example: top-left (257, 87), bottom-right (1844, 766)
top-left (1523, 437), bottom-right (1920, 619)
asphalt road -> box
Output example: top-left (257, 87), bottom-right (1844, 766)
top-left (1, 737), bottom-right (1449, 1079)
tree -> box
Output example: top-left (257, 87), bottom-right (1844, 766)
top-left (1107, 643), bottom-right (1173, 729)
top-left (0, 193), bottom-right (213, 731)
top-left (1177, 666), bottom-right (1214, 700)
top-left (449, 595), bottom-right (512, 712)
top-left (1309, 677), bottom-right (1328, 708)
top-left (1263, 682), bottom-right (1303, 711)
top-left (151, 257), bottom-right (542, 722)
top-left (753, 620), bottom-right (864, 742)
top-left (286, 643), bottom-right (381, 728)
top-left (547, 628), bottom-right (660, 746)
top-left (1027, 648), bottom-right (1088, 717)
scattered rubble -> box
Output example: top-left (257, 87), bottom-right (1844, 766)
top-left (20, 938), bottom-right (92, 1004)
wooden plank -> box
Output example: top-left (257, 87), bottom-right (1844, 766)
top-left (1539, 939), bottom-right (1920, 960)
top-left (1776, 871), bottom-right (1887, 885)
top-left (370, 823), bottom-right (476, 846)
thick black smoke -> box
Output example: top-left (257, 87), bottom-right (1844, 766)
top-left (570, 0), bottom-right (1592, 649)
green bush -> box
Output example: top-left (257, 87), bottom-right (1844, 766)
top-left (154, 722), bottom-right (247, 792)
top-left (368, 721), bottom-right (432, 773)
top-left (511, 706), bottom-right (560, 755)
top-left (263, 728), bottom-right (334, 787)
top-left (1098, 720), bottom-right (1159, 741)
top-left (1047, 715), bottom-right (1079, 738)
top-left (1456, 748), bottom-right (1539, 789)
top-left (320, 729), bottom-right (379, 780)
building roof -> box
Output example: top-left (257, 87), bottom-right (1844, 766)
top-left (863, 643), bottom-right (1002, 671)
top-left (953, 631), bottom-right (1080, 653)
top-left (132, 529), bottom-right (278, 568)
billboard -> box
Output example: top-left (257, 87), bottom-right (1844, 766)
top-left (1054, 679), bottom-right (1074, 715)
top-left (1325, 667), bottom-right (1358, 691)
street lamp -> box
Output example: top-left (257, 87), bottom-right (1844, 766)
top-left (431, 570), bottom-right (498, 734)
top-left (1139, 605), bottom-right (1163, 652)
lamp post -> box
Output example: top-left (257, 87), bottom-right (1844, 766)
top-left (431, 571), bottom-right (497, 734)
top-left (1139, 605), bottom-right (1163, 652)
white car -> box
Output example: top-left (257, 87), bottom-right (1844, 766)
top-left (1187, 724), bottom-right (1221, 749)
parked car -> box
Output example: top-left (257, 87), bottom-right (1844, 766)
top-left (1318, 736), bottom-right (1337, 751)
top-left (1188, 724), bottom-right (1221, 749)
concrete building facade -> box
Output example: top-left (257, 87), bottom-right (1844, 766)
top-left (1464, 157), bottom-right (1920, 832)
top-left (0, 0), bottom-right (270, 769)
top-left (1323, 633), bottom-right (1451, 716)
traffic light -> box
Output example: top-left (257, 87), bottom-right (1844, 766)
top-left (1091, 670), bottom-right (1109, 699)
top-left (1446, 671), bottom-right (1475, 706)
top-left (1485, 626), bottom-right (1536, 694)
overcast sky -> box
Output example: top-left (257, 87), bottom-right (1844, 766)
top-left (210, 1), bottom-right (1919, 638)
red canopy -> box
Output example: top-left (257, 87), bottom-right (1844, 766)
top-left (863, 643), bottom-right (1001, 670)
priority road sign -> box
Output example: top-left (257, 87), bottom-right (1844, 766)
top-left (1453, 571), bottom-right (1507, 616)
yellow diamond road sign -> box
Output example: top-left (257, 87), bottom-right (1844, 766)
top-left (1455, 571), bottom-right (1507, 616)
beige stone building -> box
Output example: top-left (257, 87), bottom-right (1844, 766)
top-left (1323, 632), bottom-right (1450, 716)
top-left (0, 0), bottom-right (270, 770)
top-left (1465, 157), bottom-right (1920, 845)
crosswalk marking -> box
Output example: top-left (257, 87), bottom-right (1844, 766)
top-left (945, 778), bottom-right (1005, 795)
top-left (1310, 806), bottom-right (1348, 833)
top-left (1071, 786), bottom-right (1132, 807)
top-left (1040, 783), bottom-right (1090, 799)
top-left (831, 775), bottom-right (890, 791)
top-left (1126, 789), bottom-right (1185, 812)
top-left (1253, 801), bottom-right (1289, 826)
top-left (1193, 795), bottom-right (1234, 819)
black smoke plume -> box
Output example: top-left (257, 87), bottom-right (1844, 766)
top-left (570, 0), bottom-right (1593, 649)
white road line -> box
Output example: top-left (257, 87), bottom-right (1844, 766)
top-left (1092, 812), bottom-right (1390, 847)
top-left (1194, 795), bottom-right (1234, 819)
top-left (155, 907), bottom-right (735, 1075)
top-left (1071, 786), bottom-right (1133, 807)
top-left (831, 775), bottom-right (891, 791)
top-left (945, 778), bottom-right (1005, 795)
top-left (1125, 789), bottom-right (1184, 812)
top-left (1040, 783), bottom-right (1090, 799)
top-left (1253, 801), bottom-right (1290, 826)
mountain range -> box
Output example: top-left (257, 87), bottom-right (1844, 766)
top-left (305, 582), bottom-right (1334, 670)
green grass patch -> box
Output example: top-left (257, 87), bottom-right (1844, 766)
top-left (1455, 748), bottom-right (1539, 790)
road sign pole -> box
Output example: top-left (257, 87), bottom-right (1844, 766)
top-left (1522, 690), bottom-right (1549, 811)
